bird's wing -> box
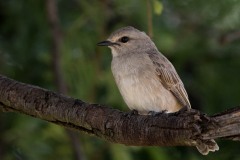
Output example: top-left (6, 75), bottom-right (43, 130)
top-left (147, 49), bottom-right (191, 108)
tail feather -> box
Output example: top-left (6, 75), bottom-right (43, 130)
top-left (196, 139), bottom-right (219, 155)
top-left (196, 106), bottom-right (240, 155)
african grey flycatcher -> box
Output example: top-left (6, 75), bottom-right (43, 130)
top-left (97, 26), bottom-right (219, 155)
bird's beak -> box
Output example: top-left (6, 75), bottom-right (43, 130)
top-left (97, 40), bottom-right (119, 46)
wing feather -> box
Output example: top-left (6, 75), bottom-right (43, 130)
top-left (147, 49), bottom-right (191, 108)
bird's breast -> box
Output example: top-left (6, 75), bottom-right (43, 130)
top-left (111, 54), bottom-right (181, 114)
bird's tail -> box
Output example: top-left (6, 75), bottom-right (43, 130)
top-left (196, 106), bottom-right (240, 155)
top-left (196, 139), bottom-right (219, 155)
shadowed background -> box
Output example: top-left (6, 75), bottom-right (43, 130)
top-left (0, 0), bottom-right (240, 159)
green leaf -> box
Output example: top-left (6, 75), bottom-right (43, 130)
top-left (153, 0), bottom-right (163, 15)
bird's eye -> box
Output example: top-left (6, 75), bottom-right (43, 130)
top-left (120, 36), bottom-right (129, 43)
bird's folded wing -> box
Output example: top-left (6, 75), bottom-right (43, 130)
top-left (147, 50), bottom-right (191, 108)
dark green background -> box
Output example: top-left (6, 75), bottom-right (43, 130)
top-left (0, 0), bottom-right (240, 159)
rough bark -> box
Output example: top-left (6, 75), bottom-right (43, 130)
top-left (0, 75), bottom-right (240, 148)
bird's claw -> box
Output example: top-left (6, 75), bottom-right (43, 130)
top-left (148, 110), bottom-right (167, 116)
top-left (123, 109), bottom-right (139, 118)
top-left (170, 106), bottom-right (189, 116)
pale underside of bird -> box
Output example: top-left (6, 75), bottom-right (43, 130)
top-left (97, 26), bottom-right (219, 155)
top-left (99, 26), bottom-right (190, 114)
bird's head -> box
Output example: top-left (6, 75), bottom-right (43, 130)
top-left (97, 26), bottom-right (155, 57)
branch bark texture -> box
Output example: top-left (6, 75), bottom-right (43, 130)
top-left (0, 75), bottom-right (240, 148)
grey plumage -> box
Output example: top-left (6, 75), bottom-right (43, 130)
top-left (100, 26), bottom-right (190, 113)
top-left (146, 48), bottom-right (191, 108)
top-left (98, 26), bottom-right (219, 155)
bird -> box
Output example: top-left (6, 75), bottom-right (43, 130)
top-left (97, 26), bottom-right (219, 155)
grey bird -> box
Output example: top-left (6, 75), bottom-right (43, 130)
top-left (97, 26), bottom-right (219, 155)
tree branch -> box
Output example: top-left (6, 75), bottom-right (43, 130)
top-left (0, 75), bottom-right (240, 149)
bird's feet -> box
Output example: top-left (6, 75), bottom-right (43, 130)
top-left (123, 109), bottom-right (139, 118)
top-left (170, 106), bottom-right (192, 116)
top-left (148, 110), bottom-right (167, 116)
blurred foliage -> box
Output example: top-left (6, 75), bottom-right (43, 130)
top-left (0, 0), bottom-right (240, 159)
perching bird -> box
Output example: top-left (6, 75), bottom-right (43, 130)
top-left (97, 26), bottom-right (219, 155)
